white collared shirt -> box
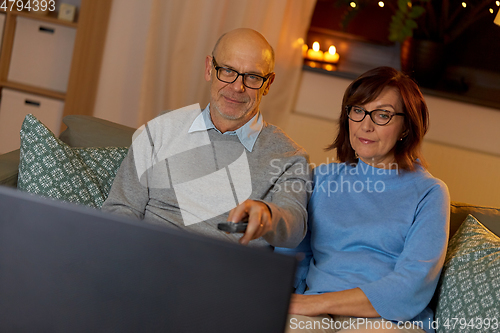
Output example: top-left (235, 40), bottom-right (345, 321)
top-left (188, 104), bottom-right (263, 152)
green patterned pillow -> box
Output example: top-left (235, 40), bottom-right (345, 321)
top-left (434, 214), bottom-right (500, 333)
top-left (18, 114), bottom-right (129, 208)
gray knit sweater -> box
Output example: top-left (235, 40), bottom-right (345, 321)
top-left (102, 106), bottom-right (311, 248)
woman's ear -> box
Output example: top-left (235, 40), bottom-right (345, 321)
top-left (399, 129), bottom-right (409, 141)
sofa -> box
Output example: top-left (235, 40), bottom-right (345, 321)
top-left (0, 115), bottom-right (136, 189)
top-left (1, 114), bottom-right (500, 333)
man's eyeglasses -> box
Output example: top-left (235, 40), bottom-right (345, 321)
top-left (346, 105), bottom-right (405, 126)
top-left (212, 57), bottom-right (272, 90)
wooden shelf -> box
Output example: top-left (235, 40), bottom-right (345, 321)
top-left (0, 80), bottom-right (65, 100)
top-left (0, 0), bottom-right (113, 134)
top-left (10, 10), bottom-right (78, 28)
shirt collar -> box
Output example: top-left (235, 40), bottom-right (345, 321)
top-left (188, 104), bottom-right (263, 152)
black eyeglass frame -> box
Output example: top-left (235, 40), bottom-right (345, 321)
top-left (211, 57), bottom-right (273, 90)
top-left (346, 105), bottom-right (405, 126)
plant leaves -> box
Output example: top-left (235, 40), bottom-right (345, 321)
top-left (409, 5), bottom-right (426, 19)
top-left (405, 19), bottom-right (418, 30)
top-left (397, 0), bottom-right (408, 14)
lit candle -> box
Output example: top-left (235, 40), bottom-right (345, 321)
top-left (323, 45), bottom-right (340, 63)
top-left (306, 42), bottom-right (324, 61)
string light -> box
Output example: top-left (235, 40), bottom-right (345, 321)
top-left (462, 2), bottom-right (467, 8)
top-left (350, 2), bottom-right (357, 8)
top-left (378, 1), bottom-right (385, 7)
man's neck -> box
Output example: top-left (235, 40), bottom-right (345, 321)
top-left (212, 119), bottom-right (241, 133)
top-left (209, 106), bottom-right (258, 133)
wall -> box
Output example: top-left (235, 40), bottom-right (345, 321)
top-left (93, 0), bottom-right (153, 127)
top-left (283, 70), bottom-right (500, 207)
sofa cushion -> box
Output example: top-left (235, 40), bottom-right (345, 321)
top-left (17, 114), bottom-right (128, 208)
top-left (59, 115), bottom-right (136, 148)
top-left (434, 214), bottom-right (500, 333)
top-left (0, 149), bottom-right (20, 187)
top-left (450, 201), bottom-right (500, 238)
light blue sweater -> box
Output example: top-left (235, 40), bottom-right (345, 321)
top-left (276, 160), bottom-right (450, 333)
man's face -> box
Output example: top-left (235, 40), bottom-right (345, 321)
top-left (204, 36), bottom-right (274, 132)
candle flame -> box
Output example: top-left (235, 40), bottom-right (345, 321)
top-left (312, 42), bottom-right (320, 52)
top-left (328, 45), bottom-right (336, 55)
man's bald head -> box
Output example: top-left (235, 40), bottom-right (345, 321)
top-left (212, 28), bottom-right (275, 73)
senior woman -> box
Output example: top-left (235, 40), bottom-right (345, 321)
top-left (277, 67), bottom-right (449, 333)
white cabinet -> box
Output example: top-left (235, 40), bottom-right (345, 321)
top-left (0, 1), bottom-right (112, 153)
top-left (0, 88), bottom-right (64, 153)
top-left (8, 16), bottom-right (76, 92)
top-left (0, 12), bottom-right (75, 153)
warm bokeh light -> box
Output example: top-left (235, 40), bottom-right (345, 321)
top-left (490, 8), bottom-right (494, 13)
top-left (350, 2), bottom-right (356, 8)
top-left (462, 2), bottom-right (467, 8)
top-left (497, 1), bottom-right (499, 6)
top-left (323, 64), bottom-right (335, 71)
top-left (324, 45), bottom-right (340, 64)
top-left (312, 41), bottom-right (320, 52)
top-left (378, 1), bottom-right (384, 7)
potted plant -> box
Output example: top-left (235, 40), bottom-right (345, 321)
top-left (335, 0), bottom-right (497, 85)
top-left (390, 0), bottom-right (496, 85)
top-left (389, 0), bottom-right (495, 43)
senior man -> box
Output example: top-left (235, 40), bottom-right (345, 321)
top-left (102, 28), bottom-right (311, 248)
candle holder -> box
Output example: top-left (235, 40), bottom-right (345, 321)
top-left (304, 59), bottom-right (339, 72)
top-left (303, 43), bottom-right (340, 71)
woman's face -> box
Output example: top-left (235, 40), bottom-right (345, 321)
top-left (348, 86), bottom-right (405, 168)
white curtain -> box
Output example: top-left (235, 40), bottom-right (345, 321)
top-left (94, 0), bottom-right (317, 129)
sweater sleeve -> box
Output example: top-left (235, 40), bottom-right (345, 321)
top-left (274, 228), bottom-right (313, 293)
top-left (359, 181), bottom-right (450, 321)
top-left (262, 151), bottom-right (312, 248)
top-left (101, 144), bottom-right (150, 220)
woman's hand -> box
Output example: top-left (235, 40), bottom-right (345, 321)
top-left (288, 288), bottom-right (380, 318)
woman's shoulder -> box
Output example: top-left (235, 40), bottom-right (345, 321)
top-left (407, 166), bottom-right (450, 199)
top-left (410, 165), bottom-right (446, 186)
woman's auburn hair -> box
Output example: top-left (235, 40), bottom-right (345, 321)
top-left (326, 66), bottom-right (429, 171)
